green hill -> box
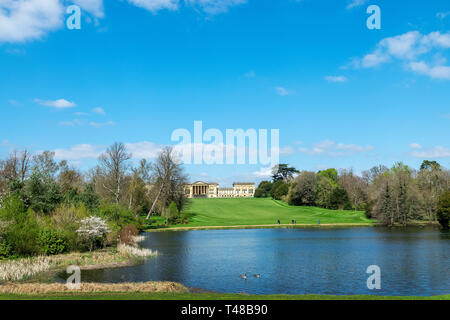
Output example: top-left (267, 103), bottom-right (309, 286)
top-left (166, 198), bottom-right (373, 229)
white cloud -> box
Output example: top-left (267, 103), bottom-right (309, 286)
top-left (408, 61), bottom-right (450, 79)
top-left (409, 143), bottom-right (422, 149)
top-left (53, 144), bottom-right (103, 160)
top-left (325, 75), bottom-right (348, 83)
top-left (276, 87), bottom-right (290, 96)
top-left (353, 30), bottom-right (450, 80)
top-left (244, 70), bottom-right (256, 78)
top-left (126, 0), bottom-right (179, 12)
top-left (89, 121), bottom-right (115, 127)
top-left (52, 141), bottom-right (163, 161)
top-left (252, 166), bottom-right (272, 178)
top-left (72, 0), bottom-right (104, 18)
top-left (92, 107), bottom-right (106, 115)
top-left (278, 146), bottom-right (295, 156)
top-left (58, 119), bottom-right (82, 126)
top-left (35, 98), bottom-right (76, 109)
top-left (125, 141), bottom-right (162, 159)
top-left (186, 0), bottom-right (247, 14)
top-left (74, 112), bottom-right (89, 116)
top-left (299, 140), bottom-right (375, 157)
top-left (410, 146), bottom-right (450, 158)
top-left (346, 0), bottom-right (368, 9)
top-left (0, 0), bottom-right (64, 43)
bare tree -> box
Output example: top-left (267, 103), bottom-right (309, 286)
top-left (98, 142), bottom-right (131, 204)
top-left (0, 149), bottom-right (31, 183)
top-left (146, 146), bottom-right (187, 219)
top-left (32, 151), bottom-right (59, 180)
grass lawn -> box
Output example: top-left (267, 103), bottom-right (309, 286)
top-left (148, 198), bottom-right (373, 230)
top-left (0, 292), bottom-right (448, 300)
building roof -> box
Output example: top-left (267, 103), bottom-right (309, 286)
top-left (187, 181), bottom-right (219, 185)
top-left (233, 182), bottom-right (255, 186)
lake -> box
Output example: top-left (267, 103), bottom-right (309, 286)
top-left (56, 227), bottom-right (450, 296)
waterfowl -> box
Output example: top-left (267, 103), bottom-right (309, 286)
top-left (253, 274), bottom-right (261, 278)
top-left (240, 274), bottom-right (247, 279)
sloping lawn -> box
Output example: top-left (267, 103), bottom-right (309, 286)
top-left (167, 198), bottom-right (372, 228)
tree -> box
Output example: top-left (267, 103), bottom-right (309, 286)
top-left (437, 191), bottom-right (450, 229)
top-left (272, 164), bottom-right (298, 182)
top-left (338, 169), bottom-right (368, 210)
top-left (270, 180), bottom-right (285, 198)
top-left (128, 159), bottom-right (152, 214)
top-left (0, 149), bottom-right (31, 195)
top-left (381, 182), bottom-right (393, 225)
top-left (146, 147), bottom-right (187, 219)
top-left (24, 170), bottom-right (62, 213)
top-left (420, 160), bottom-right (441, 171)
top-left (164, 201), bottom-right (179, 224)
top-left (98, 142), bottom-right (131, 204)
top-left (288, 171), bottom-right (317, 206)
top-left (318, 168), bottom-right (338, 184)
top-left (273, 183), bottom-right (289, 200)
top-left (32, 151), bottom-right (60, 181)
top-left (329, 187), bottom-right (352, 210)
top-left (254, 181), bottom-right (272, 198)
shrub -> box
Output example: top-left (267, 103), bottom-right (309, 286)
top-left (0, 239), bottom-right (12, 259)
top-left (50, 204), bottom-right (90, 250)
top-left (117, 225), bottom-right (139, 246)
top-left (38, 229), bottom-right (69, 255)
top-left (98, 204), bottom-right (141, 230)
top-left (164, 202), bottom-right (179, 224)
top-left (76, 216), bottom-right (110, 251)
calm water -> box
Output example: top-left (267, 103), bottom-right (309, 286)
top-left (57, 227), bottom-right (450, 296)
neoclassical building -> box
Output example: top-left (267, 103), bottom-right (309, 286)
top-left (185, 181), bottom-right (255, 198)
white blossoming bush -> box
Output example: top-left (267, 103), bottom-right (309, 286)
top-left (76, 216), bottom-right (110, 251)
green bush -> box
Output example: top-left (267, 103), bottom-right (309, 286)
top-left (0, 239), bottom-right (12, 259)
top-left (99, 204), bottom-right (141, 230)
top-left (38, 229), bottom-right (69, 255)
top-left (0, 195), bottom-right (41, 256)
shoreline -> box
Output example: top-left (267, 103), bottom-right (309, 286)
top-left (147, 223), bottom-right (374, 232)
top-left (146, 221), bottom-right (441, 232)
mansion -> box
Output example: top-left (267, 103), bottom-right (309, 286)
top-left (185, 181), bottom-right (255, 198)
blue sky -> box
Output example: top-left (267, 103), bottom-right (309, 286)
top-left (1, 0), bottom-right (449, 185)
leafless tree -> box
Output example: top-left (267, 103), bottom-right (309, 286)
top-left (98, 142), bottom-right (132, 204)
top-left (32, 151), bottom-right (59, 180)
top-left (146, 146), bottom-right (187, 219)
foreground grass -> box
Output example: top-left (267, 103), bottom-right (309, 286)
top-left (148, 198), bottom-right (373, 230)
top-left (0, 292), bottom-right (448, 300)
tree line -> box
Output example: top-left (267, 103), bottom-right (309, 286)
top-left (0, 143), bottom-right (188, 259)
top-left (255, 161), bottom-right (450, 228)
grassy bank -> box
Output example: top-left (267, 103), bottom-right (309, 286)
top-left (148, 198), bottom-right (374, 230)
top-left (0, 291), bottom-right (448, 300)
